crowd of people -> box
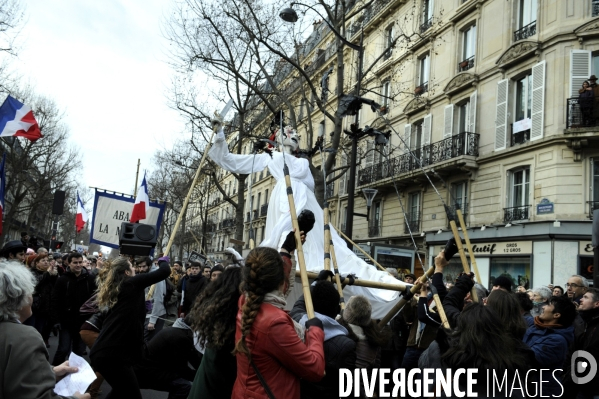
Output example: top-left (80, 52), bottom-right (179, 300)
top-left (0, 231), bottom-right (598, 399)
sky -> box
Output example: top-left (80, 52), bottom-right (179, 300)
top-left (14, 0), bottom-right (189, 197)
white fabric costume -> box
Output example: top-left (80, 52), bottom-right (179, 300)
top-left (209, 127), bottom-right (402, 319)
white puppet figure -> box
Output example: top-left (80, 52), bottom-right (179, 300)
top-left (208, 117), bottom-right (402, 319)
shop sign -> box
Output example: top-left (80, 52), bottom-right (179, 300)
top-left (579, 241), bottom-right (594, 255)
top-left (435, 241), bottom-right (532, 256)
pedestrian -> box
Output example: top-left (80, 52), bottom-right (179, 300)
top-left (201, 264), bottom-right (211, 279)
top-left (51, 252), bottom-right (96, 365)
top-left (0, 240), bottom-right (27, 263)
top-left (579, 80), bottom-right (595, 125)
top-left (491, 275), bottom-right (513, 292)
top-left (209, 264), bottom-right (224, 282)
top-left (530, 286), bottom-right (552, 317)
top-left (566, 275), bottom-right (588, 304)
top-left (232, 247), bottom-right (325, 399)
top-left (188, 266), bottom-right (243, 399)
top-left (144, 257), bottom-right (167, 342)
top-left (177, 261), bottom-right (208, 318)
top-left (553, 285), bottom-right (564, 297)
top-left (24, 254), bottom-right (57, 344)
top-left (89, 256), bottom-right (170, 399)
top-left (515, 291), bottom-right (534, 327)
top-left (588, 75), bottom-right (599, 124)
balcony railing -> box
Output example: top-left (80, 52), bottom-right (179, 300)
top-left (405, 212), bottom-right (421, 234)
top-left (368, 223), bottom-right (381, 237)
top-left (420, 17), bottom-right (433, 33)
top-left (588, 201), bottom-right (599, 219)
top-left (566, 97), bottom-right (599, 128)
top-left (594, 0), bottom-right (599, 17)
top-left (511, 124), bottom-right (530, 146)
top-left (222, 218), bottom-right (236, 228)
top-left (513, 21), bottom-right (536, 42)
top-left (503, 205), bottom-right (530, 223)
top-left (458, 56), bottom-right (474, 72)
top-left (348, 0), bottom-right (393, 37)
top-left (415, 81), bottom-right (428, 96)
top-left (358, 132), bottom-right (479, 186)
top-left (260, 204), bottom-right (268, 216)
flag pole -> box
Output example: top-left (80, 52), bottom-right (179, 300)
top-left (134, 159), bottom-right (140, 197)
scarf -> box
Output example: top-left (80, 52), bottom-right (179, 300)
top-left (533, 316), bottom-right (562, 330)
top-left (262, 290), bottom-right (305, 341)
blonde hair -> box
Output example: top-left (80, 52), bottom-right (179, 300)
top-left (96, 257), bottom-right (131, 310)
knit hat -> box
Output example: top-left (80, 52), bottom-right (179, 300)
top-left (343, 295), bottom-right (372, 327)
top-left (493, 276), bottom-right (512, 291)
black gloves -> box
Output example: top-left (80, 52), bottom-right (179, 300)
top-left (455, 272), bottom-right (475, 292)
top-left (317, 270), bottom-right (334, 281)
top-left (281, 231), bottom-right (297, 253)
top-left (340, 274), bottom-right (356, 287)
top-left (305, 317), bottom-right (324, 331)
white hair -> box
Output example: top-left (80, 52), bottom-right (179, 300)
top-left (570, 275), bottom-right (589, 288)
top-left (0, 261), bottom-right (36, 321)
top-left (533, 286), bottom-right (553, 301)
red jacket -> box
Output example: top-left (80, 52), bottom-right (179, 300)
top-left (232, 296), bottom-right (325, 399)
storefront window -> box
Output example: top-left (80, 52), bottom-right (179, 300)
top-left (489, 256), bottom-right (531, 290)
top-left (579, 256), bottom-right (594, 283)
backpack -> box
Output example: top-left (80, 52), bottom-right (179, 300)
top-left (164, 278), bottom-right (176, 306)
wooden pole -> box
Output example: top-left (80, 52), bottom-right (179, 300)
top-left (163, 131), bottom-right (215, 257)
top-left (448, 219), bottom-right (479, 303)
top-left (378, 266), bottom-right (434, 328)
top-left (333, 224), bottom-right (388, 272)
top-left (430, 285), bottom-right (450, 329)
top-left (296, 270), bottom-right (407, 291)
top-left (456, 209), bottom-right (482, 285)
top-left (134, 159), bottom-right (140, 197)
top-left (324, 202), bottom-right (346, 309)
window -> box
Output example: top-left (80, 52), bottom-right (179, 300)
top-left (451, 181), bottom-right (468, 216)
top-left (406, 192), bottom-right (421, 233)
top-left (341, 206), bottom-right (348, 232)
top-left (384, 25), bottom-right (394, 59)
top-left (458, 102), bottom-right (470, 134)
top-left (411, 121), bottom-right (423, 150)
top-left (513, 73), bottom-right (532, 145)
top-left (590, 159), bottom-right (599, 218)
top-left (514, 0), bottom-right (537, 41)
top-left (370, 201), bottom-right (381, 237)
top-left (421, 0), bottom-right (434, 32)
top-left (381, 81), bottom-right (391, 111)
top-left (318, 120), bottom-right (325, 138)
top-left (460, 25), bottom-right (476, 71)
top-left (257, 193), bottom-right (261, 210)
top-left (417, 54), bottom-right (430, 93)
top-left (505, 168), bottom-right (530, 222)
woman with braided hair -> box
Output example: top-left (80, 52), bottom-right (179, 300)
top-left (232, 246), bottom-right (325, 399)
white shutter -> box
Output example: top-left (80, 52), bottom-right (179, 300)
top-left (570, 50), bottom-right (591, 98)
top-left (443, 105), bottom-right (454, 138)
top-left (423, 114), bottom-right (432, 146)
top-left (494, 79), bottom-right (509, 151)
top-left (366, 141), bottom-right (375, 166)
top-left (531, 61), bottom-right (546, 141)
top-left (404, 124), bottom-right (412, 151)
top-left (339, 154), bottom-right (347, 195)
top-left (469, 90), bottom-right (477, 132)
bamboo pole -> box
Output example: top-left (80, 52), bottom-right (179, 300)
top-left (430, 284), bottom-right (450, 330)
top-left (456, 209), bottom-right (482, 285)
top-left (378, 266), bottom-right (435, 328)
top-left (296, 270), bottom-right (408, 292)
top-left (323, 202), bottom-right (346, 309)
top-left (448, 219), bottom-right (479, 303)
top-left (332, 225), bottom-right (388, 272)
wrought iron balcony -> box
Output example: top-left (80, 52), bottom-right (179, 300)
top-left (358, 132), bottom-right (479, 186)
top-left (368, 223), bottom-right (381, 237)
top-left (594, 0), bottom-right (599, 17)
top-left (458, 56), bottom-right (474, 72)
top-left (222, 218), bottom-right (236, 228)
top-left (588, 201), bottom-right (599, 219)
top-left (420, 17), bottom-right (433, 33)
top-left (566, 97), bottom-right (599, 128)
top-left (513, 21), bottom-right (536, 42)
top-left (503, 205), bottom-right (530, 223)
top-left (415, 81), bottom-right (428, 96)
top-left (404, 212), bottom-right (420, 234)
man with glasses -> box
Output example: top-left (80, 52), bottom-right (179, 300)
top-left (50, 252), bottom-right (97, 365)
top-left (566, 275), bottom-right (589, 305)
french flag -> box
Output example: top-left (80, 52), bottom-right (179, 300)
top-left (0, 96), bottom-right (43, 142)
top-left (76, 192), bottom-right (88, 233)
top-left (0, 153), bottom-right (6, 235)
top-left (130, 173), bottom-right (149, 223)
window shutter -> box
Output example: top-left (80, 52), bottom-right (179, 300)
top-left (469, 90), bottom-right (477, 133)
top-left (570, 50), bottom-right (591, 98)
top-left (494, 79), bottom-right (509, 151)
top-left (423, 114), bottom-right (432, 146)
top-left (404, 124), bottom-right (411, 151)
top-left (531, 61), bottom-right (546, 141)
top-left (444, 105), bottom-right (454, 138)
top-left (366, 141), bottom-right (375, 166)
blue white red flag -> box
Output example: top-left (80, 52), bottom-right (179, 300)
top-left (130, 172), bottom-right (149, 223)
top-left (76, 192), bottom-right (88, 233)
top-left (0, 95), bottom-right (43, 142)
top-left (0, 153), bottom-right (5, 235)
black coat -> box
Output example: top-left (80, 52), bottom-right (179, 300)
top-left (177, 274), bottom-right (208, 315)
top-left (564, 307), bottom-right (599, 397)
top-left (290, 295), bottom-right (357, 399)
top-left (30, 268), bottom-right (57, 319)
top-left (51, 268), bottom-right (96, 326)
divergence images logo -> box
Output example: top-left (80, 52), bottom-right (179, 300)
top-left (571, 350), bottom-right (598, 385)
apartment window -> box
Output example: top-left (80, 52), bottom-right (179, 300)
top-left (381, 81), bottom-right (391, 110)
top-left (369, 201), bottom-right (381, 237)
top-left (513, 73), bottom-right (532, 145)
top-left (416, 54), bottom-right (430, 94)
top-left (590, 159), bottom-right (599, 218)
top-left (341, 206), bottom-right (348, 232)
top-left (257, 193), bottom-right (261, 210)
top-left (451, 181), bottom-right (468, 216)
top-left (318, 120), bottom-right (325, 138)
top-left (457, 102), bottom-right (470, 134)
top-left (384, 25), bottom-right (394, 59)
top-left (411, 120), bottom-right (423, 150)
top-left (514, 0), bottom-right (537, 41)
top-left (406, 192), bottom-right (421, 233)
top-left (420, 0), bottom-right (434, 32)
top-left (505, 168), bottom-right (530, 222)
top-left (459, 25), bottom-right (476, 72)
